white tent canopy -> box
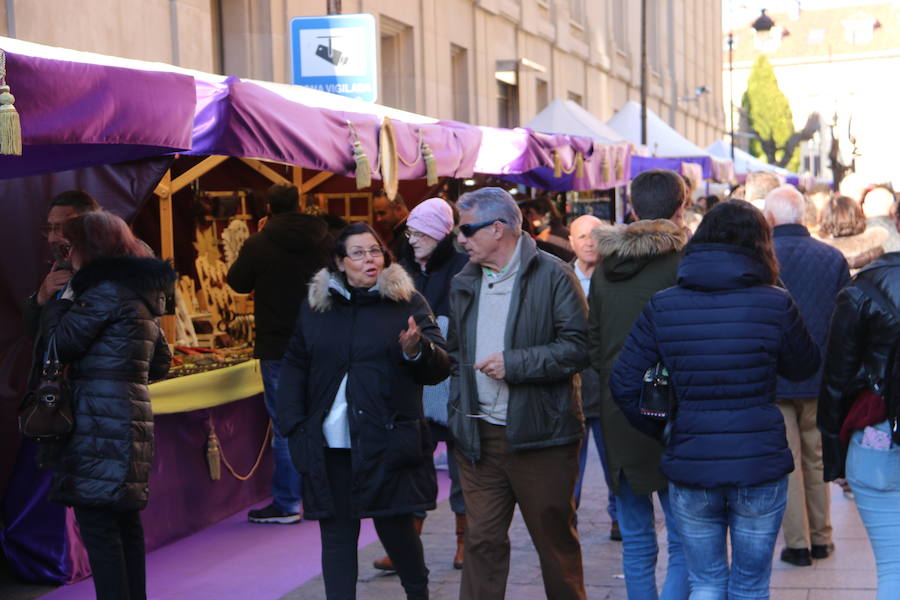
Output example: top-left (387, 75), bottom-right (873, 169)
top-left (607, 100), bottom-right (710, 158)
top-left (706, 140), bottom-right (792, 176)
top-left (525, 99), bottom-right (626, 144)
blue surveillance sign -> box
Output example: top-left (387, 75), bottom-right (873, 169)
top-left (290, 14), bottom-right (378, 102)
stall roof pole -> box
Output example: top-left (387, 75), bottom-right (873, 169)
top-left (157, 169), bottom-right (177, 344)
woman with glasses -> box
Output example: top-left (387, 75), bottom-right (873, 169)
top-left (610, 201), bottom-right (820, 598)
top-left (277, 222), bottom-right (449, 600)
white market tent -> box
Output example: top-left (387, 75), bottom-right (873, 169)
top-left (706, 140), bottom-right (792, 177)
top-left (526, 99), bottom-right (626, 145)
top-left (607, 100), bottom-right (709, 158)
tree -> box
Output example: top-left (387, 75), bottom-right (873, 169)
top-left (741, 55), bottom-right (818, 173)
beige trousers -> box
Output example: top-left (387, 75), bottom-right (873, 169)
top-left (778, 397), bottom-right (833, 549)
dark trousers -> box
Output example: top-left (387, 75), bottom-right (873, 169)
top-left (320, 449), bottom-right (429, 600)
top-left (73, 506), bottom-right (146, 600)
top-left (456, 421), bottom-right (586, 600)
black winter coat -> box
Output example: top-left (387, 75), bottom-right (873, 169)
top-left (819, 252), bottom-right (900, 480)
top-left (42, 257), bottom-right (175, 511)
top-left (226, 212), bottom-right (330, 359)
top-left (276, 264), bottom-right (450, 520)
top-left (611, 244), bottom-right (820, 488)
top-left (399, 233), bottom-right (469, 318)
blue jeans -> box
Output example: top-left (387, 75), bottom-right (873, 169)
top-left (669, 476), bottom-right (788, 600)
top-left (261, 359), bottom-right (301, 514)
top-left (847, 421), bottom-right (900, 600)
top-left (616, 473), bottom-right (689, 600)
top-left (575, 417), bottom-right (617, 521)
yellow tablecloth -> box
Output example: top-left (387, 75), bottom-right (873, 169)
top-left (149, 359), bottom-right (263, 414)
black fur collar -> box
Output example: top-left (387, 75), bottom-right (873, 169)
top-left (71, 256), bottom-right (176, 296)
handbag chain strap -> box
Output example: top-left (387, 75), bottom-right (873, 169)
top-left (43, 335), bottom-right (61, 378)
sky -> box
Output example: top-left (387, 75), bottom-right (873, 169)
top-left (722, 0), bottom-right (897, 28)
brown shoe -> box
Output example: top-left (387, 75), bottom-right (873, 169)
top-left (373, 516), bottom-right (425, 571)
top-left (453, 513), bottom-right (466, 570)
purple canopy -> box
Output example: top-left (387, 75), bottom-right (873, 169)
top-left (189, 77), bottom-right (481, 180)
top-left (475, 126), bottom-right (632, 191)
top-left (0, 45), bottom-right (195, 179)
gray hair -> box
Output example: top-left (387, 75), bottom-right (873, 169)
top-left (745, 171), bottom-right (782, 203)
top-left (457, 187), bottom-right (522, 235)
top-left (764, 185), bottom-right (805, 225)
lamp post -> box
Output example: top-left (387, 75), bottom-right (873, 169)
top-left (640, 0), bottom-right (648, 145)
top-left (728, 32), bottom-right (735, 160)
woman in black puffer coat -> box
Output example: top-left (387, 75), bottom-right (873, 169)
top-left (41, 212), bottom-right (174, 600)
top-left (277, 222), bottom-right (449, 600)
top-left (611, 201), bottom-right (820, 598)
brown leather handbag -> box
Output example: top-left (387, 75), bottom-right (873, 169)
top-left (18, 336), bottom-right (74, 442)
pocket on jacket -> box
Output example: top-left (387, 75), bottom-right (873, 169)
top-left (286, 422), bottom-right (317, 475)
top-left (384, 415), bottom-right (427, 471)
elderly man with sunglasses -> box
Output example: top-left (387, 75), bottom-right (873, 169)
top-left (447, 187), bottom-right (589, 600)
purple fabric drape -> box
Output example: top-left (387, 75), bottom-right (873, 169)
top-left (631, 155), bottom-right (713, 180)
top-left (0, 50), bottom-right (195, 179)
top-left (189, 78), bottom-right (482, 180)
top-left (474, 126), bottom-right (632, 191)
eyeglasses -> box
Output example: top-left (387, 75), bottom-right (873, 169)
top-left (458, 219), bottom-right (507, 238)
top-left (405, 229), bottom-right (427, 241)
top-left (346, 247), bottom-right (384, 261)
top-left (40, 223), bottom-right (65, 238)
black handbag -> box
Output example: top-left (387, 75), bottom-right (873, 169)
top-left (639, 362), bottom-right (677, 444)
top-left (18, 336), bottom-right (74, 442)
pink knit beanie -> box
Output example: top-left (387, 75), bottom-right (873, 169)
top-left (407, 198), bottom-right (454, 241)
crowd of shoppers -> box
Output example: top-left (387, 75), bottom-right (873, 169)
top-left (24, 171), bottom-right (900, 600)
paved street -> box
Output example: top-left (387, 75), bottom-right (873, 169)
top-left (281, 454), bottom-right (877, 600)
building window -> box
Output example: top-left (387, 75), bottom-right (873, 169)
top-left (612, 0), bottom-right (627, 51)
top-left (536, 78), bottom-right (549, 112)
top-left (807, 28), bottom-right (825, 45)
top-left (497, 80), bottom-right (519, 129)
top-left (451, 44), bottom-right (469, 122)
top-left (843, 18), bottom-right (875, 45)
top-left (569, 0), bottom-right (585, 24)
top-left (567, 91), bottom-right (583, 106)
top-left (380, 16), bottom-right (415, 111)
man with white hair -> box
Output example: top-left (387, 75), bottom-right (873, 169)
top-left (764, 185), bottom-right (850, 567)
top-left (449, 187), bottom-right (589, 599)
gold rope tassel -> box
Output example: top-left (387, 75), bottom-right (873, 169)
top-left (574, 152), bottom-right (585, 179)
top-left (602, 157), bottom-right (611, 183)
top-left (206, 429), bottom-right (222, 481)
top-left (615, 154), bottom-right (624, 180)
top-left (553, 150), bottom-right (562, 178)
top-left (353, 140), bottom-right (371, 190)
top-left (0, 51), bottom-right (22, 156)
top-left (422, 141), bottom-right (438, 186)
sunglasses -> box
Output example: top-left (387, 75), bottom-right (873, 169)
top-left (458, 218), bottom-right (507, 238)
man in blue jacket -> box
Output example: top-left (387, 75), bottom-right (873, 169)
top-left (765, 185), bottom-right (850, 566)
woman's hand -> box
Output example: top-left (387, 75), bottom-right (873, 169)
top-left (399, 316), bottom-right (422, 357)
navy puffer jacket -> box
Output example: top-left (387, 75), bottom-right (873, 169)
top-left (42, 256), bottom-right (175, 511)
top-left (610, 243), bottom-right (820, 488)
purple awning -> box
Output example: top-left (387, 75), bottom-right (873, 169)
top-left (475, 126), bottom-right (632, 191)
top-left (0, 46), bottom-right (196, 179)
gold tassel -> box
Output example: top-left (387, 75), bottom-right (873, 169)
top-left (574, 153), bottom-right (585, 179)
top-left (206, 429), bottom-right (222, 481)
top-left (615, 153), bottom-right (624, 180)
top-left (0, 51), bottom-right (22, 156)
top-left (602, 157), bottom-right (611, 183)
top-left (422, 141), bottom-right (438, 186)
top-left (353, 140), bottom-right (371, 190)
top-left (553, 151), bottom-right (562, 178)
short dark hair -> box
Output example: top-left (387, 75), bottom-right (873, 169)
top-left (50, 190), bottom-right (100, 214)
top-left (630, 169), bottom-right (686, 221)
top-left (690, 200), bottom-right (779, 285)
top-left (819, 195), bottom-right (866, 237)
top-left (331, 221), bottom-right (392, 270)
top-left (266, 184), bottom-right (299, 214)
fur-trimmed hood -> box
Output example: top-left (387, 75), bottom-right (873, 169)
top-left (308, 263), bottom-right (416, 312)
top-left (594, 219), bottom-right (688, 283)
top-left (71, 256), bottom-right (176, 315)
top-left (820, 227), bottom-right (887, 270)
top-left (592, 219), bottom-right (688, 259)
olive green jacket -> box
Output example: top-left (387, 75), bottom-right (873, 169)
top-left (588, 219), bottom-right (687, 495)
